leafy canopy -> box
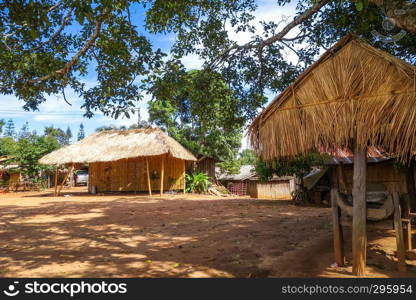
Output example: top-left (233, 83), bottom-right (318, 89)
top-left (0, 0), bottom-right (415, 136)
top-left (148, 66), bottom-right (244, 161)
top-left (255, 152), bottom-right (328, 182)
top-left (0, 122), bottom-right (60, 181)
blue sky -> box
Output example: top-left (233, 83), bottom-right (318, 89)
top-left (0, 0), bottom-right (298, 146)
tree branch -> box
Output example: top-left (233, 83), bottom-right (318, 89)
top-left (28, 14), bottom-right (105, 83)
top-left (210, 0), bottom-right (332, 67)
top-left (254, 0), bottom-right (332, 50)
top-left (24, 7), bottom-right (74, 52)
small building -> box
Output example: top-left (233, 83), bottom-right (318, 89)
top-left (304, 147), bottom-right (411, 206)
top-left (217, 164), bottom-right (295, 199)
top-left (0, 156), bottom-right (22, 191)
top-left (186, 155), bottom-right (218, 181)
top-left (39, 128), bottom-right (197, 195)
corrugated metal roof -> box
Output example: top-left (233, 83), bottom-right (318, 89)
top-left (322, 146), bottom-right (390, 165)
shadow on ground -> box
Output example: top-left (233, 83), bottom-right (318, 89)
top-left (0, 191), bottom-right (414, 278)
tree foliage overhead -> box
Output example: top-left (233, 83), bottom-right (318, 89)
top-left (0, 0), bottom-right (164, 118)
top-left (148, 67), bottom-right (244, 161)
top-left (0, 0), bottom-right (415, 128)
top-left (255, 152), bottom-right (328, 182)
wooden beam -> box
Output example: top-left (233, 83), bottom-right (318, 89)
top-left (160, 155), bottom-right (165, 196)
top-left (53, 167), bottom-right (59, 196)
top-left (331, 188), bottom-right (345, 266)
top-left (146, 158), bottom-right (152, 196)
top-left (57, 164), bottom-right (73, 196)
top-left (183, 160), bottom-right (186, 194)
top-left (337, 163), bottom-right (348, 194)
top-left (352, 145), bottom-right (367, 277)
top-left (393, 192), bottom-right (407, 272)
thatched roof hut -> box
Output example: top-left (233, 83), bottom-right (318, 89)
top-left (40, 128), bottom-right (197, 196)
top-left (248, 34), bottom-right (416, 276)
top-left (249, 34), bottom-right (416, 162)
top-left (40, 128), bottom-right (196, 165)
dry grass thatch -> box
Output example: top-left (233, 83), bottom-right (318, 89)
top-left (39, 128), bottom-right (197, 165)
top-left (249, 34), bottom-right (416, 162)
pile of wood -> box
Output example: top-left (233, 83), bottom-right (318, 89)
top-left (208, 184), bottom-right (233, 197)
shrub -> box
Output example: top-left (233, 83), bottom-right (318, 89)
top-left (185, 172), bottom-right (212, 193)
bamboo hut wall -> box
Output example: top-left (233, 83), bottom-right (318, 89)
top-left (340, 163), bottom-right (407, 194)
top-left (248, 180), bottom-right (294, 200)
top-left (88, 155), bottom-right (185, 192)
top-left (185, 158), bottom-right (217, 180)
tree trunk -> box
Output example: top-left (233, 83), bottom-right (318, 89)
top-left (352, 146), bottom-right (367, 276)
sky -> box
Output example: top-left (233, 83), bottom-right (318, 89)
top-left (0, 0), bottom-right (298, 146)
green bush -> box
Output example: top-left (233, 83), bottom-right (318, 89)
top-left (185, 172), bottom-right (212, 193)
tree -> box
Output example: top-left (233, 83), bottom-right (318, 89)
top-left (0, 0), bottom-right (165, 119)
top-left (239, 149), bottom-right (258, 165)
top-left (0, 119), bottom-right (4, 134)
top-left (0, 136), bottom-right (17, 156)
top-left (0, 127), bottom-right (60, 183)
top-left (1, 0), bottom-right (415, 123)
top-left (77, 123), bottom-right (85, 141)
top-left (65, 127), bottom-right (73, 144)
top-left (148, 67), bottom-right (244, 163)
top-left (14, 134), bottom-right (59, 180)
top-left (44, 126), bottom-right (71, 146)
top-left (147, 0), bottom-right (415, 123)
top-left (18, 122), bottom-right (30, 139)
top-left (3, 119), bottom-right (16, 138)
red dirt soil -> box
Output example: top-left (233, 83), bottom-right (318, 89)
top-left (0, 187), bottom-right (415, 278)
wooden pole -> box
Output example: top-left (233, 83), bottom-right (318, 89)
top-left (160, 155), bottom-right (165, 196)
top-left (53, 167), bottom-right (59, 196)
top-left (146, 158), bottom-right (152, 196)
top-left (352, 145), bottom-right (367, 276)
top-left (57, 164), bottom-right (73, 196)
top-left (393, 192), bottom-right (407, 272)
top-left (331, 188), bottom-right (345, 266)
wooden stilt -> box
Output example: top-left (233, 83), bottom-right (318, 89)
top-left (146, 158), bottom-right (152, 196)
top-left (54, 167), bottom-right (59, 196)
top-left (160, 155), bottom-right (165, 196)
top-left (57, 164), bottom-right (73, 196)
top-left (331, 188), bottom-right (345, 266)
top-left (352, 145), bottom-right (367, 277)
top-left (393, 192), bottom-right (407, 272)
top-left (183, 161), bottom-right (186, 194)
top-left (403, 220), bottom-right (412, 251)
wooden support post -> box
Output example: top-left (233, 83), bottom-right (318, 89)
top-left (331, 188), bottom-right (345, 266)
top-left (393, 192), bottom-right (407, 272)
top-left (352, 146), bottom-right (367, 277)
top-left (53, 167), bottom-right (59, 197)
top-left (146, 158), bottom-right (152, 196)
top-left (160, 155), bottom-right (165, 196)
top-left (401, 194), bottom-right (413, 251)
top-left (183, 161), bottom-right (186, 194)
top-left (337, 163), bottom-right (348, 194)
top-left (403, 220), bottom-right (412, 251)
top-left (57, 164), bottom-right (73, 196)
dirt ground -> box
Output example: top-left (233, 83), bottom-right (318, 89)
top-left (0, 187), bottom-right (415, 278)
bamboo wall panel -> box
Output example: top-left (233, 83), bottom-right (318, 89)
top-left (89, 154), bottom-right (185, 192)
top-left (248, 181), bottom-right (294, 199)
top-left (342, 163), bottom-right (407, 194)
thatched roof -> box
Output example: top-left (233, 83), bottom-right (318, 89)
top-left (39, 128), bottom-right (197, 165)
top-left (249, 34), bottom-right (416, 162)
